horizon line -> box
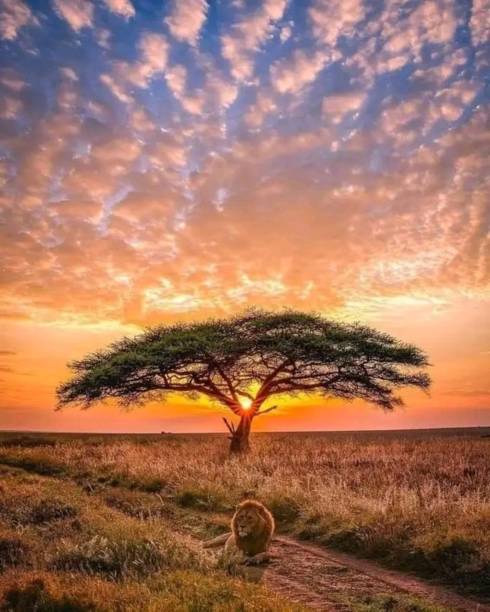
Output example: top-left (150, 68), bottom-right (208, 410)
top-left (1, 425), bottom-right (489, 436)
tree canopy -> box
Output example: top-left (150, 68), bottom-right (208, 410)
top-left (58, 311), bottom-right (430, 434)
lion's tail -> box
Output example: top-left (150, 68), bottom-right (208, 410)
top-left (202, 532), bottom-right (231, 548)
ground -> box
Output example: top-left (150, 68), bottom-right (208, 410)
top-left (0, 428), bottom-right (488, 611)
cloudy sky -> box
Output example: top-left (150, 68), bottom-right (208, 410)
top-left (0, 0), bottom-right (489, 433)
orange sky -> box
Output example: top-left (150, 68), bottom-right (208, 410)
top-left (0, 0), bottom-right (489, 432)
top-left (1, 293), bottom-right (488, 432)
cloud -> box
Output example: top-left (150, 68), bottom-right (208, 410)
top-left (59, 66), bottom-right (78, 81)
top-left (345, 0), bottom-right (460, 87)
top-left (166, 64), bottom-right (187, 98)
top-left (53, 0), bottom-right (94, 32)
top-left (96, 28), bottom-right (111, 48)
top-left (103, 0), bottom-right (134, 19)
top-left (280, 23), bottom-right (292, 43)
top-left (139, 31), bottom-right (169, 74)
top-left (377, 0), bottom-right (458, 72)
top-left (0, 68), bottom-right (26, 91)
top-left (411, 48), bottom-right (468, 87)
top-left (100, 32), bottom-right (168, 102)
top-left (129, 106), bottom-right (155, 132)
top-left (244, 91), bottom-right (277, 128)
top-left (0, 95), bottom-right (22, 119)
top-left (270, 49), bottom-right (327, 94)
top-left (309, 0), bottom-right (364, 47)
top-left (165, 59), bottom-right (237, 115)
top-left (322, 91), bottom-right (365, 123)
top-left (1, 107), bottom-right (489, 326)
top-left (470, 0), bottom-right (490, 47)
top-left (100, 72), bottom-right (132, 103)
top-left (379, 78), bottom-right (480, 145)
top-left (0, 0), bottom-right (488, 332)
top-left (165, 0), bottom-right (208, 45)
top-left (162, 63), bottom-right (204, 115)
top-left (221, 0), bottom-right (288, 81)
top-left (432, 80), bottom-right (479, 122)
top-left (0, 0), bottom-right (35, 40)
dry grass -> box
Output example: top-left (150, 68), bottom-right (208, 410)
top-left (0, 429), bottom-right (489, 601)
top-left (0, 464), bottom-right (305, 611)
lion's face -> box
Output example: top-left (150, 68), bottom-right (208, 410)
top-left (234, 508), bottom-right (263, 539)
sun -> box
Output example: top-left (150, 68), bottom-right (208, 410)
top-left (240, 397), bottom-right (253, 410)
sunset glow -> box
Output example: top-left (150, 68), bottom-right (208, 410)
top-left (0, 0), bottom-right (489, 433)
top-left (240, 398), bottom-right (253, 411)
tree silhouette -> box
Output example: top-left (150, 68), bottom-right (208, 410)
top-left (57, 310), bottom-right (431, 453)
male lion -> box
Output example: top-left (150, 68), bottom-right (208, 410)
top-left (203, 499), bottom-right (274, 565)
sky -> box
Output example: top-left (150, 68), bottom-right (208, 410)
top-left (0, 0), bottom-right (489, 434)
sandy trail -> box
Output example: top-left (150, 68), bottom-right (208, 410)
top-left (237, 536), bottom-right (489, 612)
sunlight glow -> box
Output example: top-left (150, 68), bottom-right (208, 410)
top-left (240, 397), bottom-right (253, 411)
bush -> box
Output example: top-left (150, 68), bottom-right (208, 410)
top-left (175, 487), bottom-right (228, 512)
top-left (52, 534), bottom-right (198, 579)
top-left (0, 571), bottom-right (306, 612)
top-left (103, 489), bottom-right (169, 520)
top-left (0, 578), bottom-right (95, 612)
top-left (30, 499), bottom-right (78, 525)
top-left (0, 454), bottom-right (64, 476)
top-left (424, 537), bottom-right (490, 595)
top-left (0, 437), bottom-right (57, 448)
top-left (0, 496), bottom-right (77, 528)
top-left (266, 495), bottom-right (302, 524)
top-left (345, 593), bottom-right (447, 612)
top-left (0, 535), bottom-right (29, 570)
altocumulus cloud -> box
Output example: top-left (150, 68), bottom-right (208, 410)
top-left (0, 0), bottom-right (488, 327)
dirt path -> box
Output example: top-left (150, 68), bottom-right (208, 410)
top-left (173, 504), bottom-right (488, 611)
top-left (251, 536), bottom-right (488, 612)
top-left (177, 507), bottom-right (488, 612)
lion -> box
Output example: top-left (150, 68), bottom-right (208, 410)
top-left (203, 499), bottom-right (275, 565)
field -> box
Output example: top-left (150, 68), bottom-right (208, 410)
top-left (0, 428), bottom-right (489, 611)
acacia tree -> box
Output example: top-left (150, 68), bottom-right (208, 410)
top-left (57, 310), bottom-right (430, 453)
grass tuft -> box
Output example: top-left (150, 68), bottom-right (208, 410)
top-left (51, 533), bottom-right (200, 579)
top-left (0, 578), bottom-right (94, 612)
top-left (0, 532), bottom-right (30, 571)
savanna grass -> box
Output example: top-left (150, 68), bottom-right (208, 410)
top-left (0, 430), bottom-right (489, 597)
top-left (0, 465), bottom-right (305, 611)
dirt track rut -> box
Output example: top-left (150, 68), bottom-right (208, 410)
top-left (244, 537), bottom-right (489, 612)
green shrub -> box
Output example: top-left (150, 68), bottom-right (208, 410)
top-left (175, 487), bottom-right (228, 512)
top-left (266, 495), bottom-right (301, 524)
top-left (423, 537), bottom-right (490, 595)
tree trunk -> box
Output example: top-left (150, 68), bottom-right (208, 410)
top-left (229, 413), bottom-right (253, 454)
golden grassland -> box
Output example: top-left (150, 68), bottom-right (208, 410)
top-left (0, 428), bottom-right (489, 610)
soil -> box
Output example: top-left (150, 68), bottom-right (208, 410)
top-left (262, 537), bottom-right (490, 612)
top-left (226, 536), bottom-right (489, 612)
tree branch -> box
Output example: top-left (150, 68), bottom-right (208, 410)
top-left (222, 417), bottom-right (236, 434)
top-left (255, 405), bottom-right (278, 416)
top-left (254, 359), bottom-right (292, 402)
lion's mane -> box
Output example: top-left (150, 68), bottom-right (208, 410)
top-left (227, 499), bottom-right (275, 557)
